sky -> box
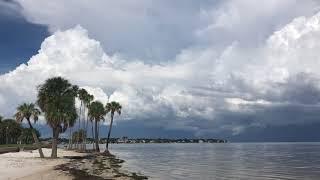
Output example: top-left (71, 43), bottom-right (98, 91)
top-left (1, 0), bottom-right (320, 141)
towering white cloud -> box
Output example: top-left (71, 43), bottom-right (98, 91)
top-left (0, 26), bottom-right (214, 127)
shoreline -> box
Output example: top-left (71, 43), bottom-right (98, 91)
top-left (55, 151), bottom-right (148, 180)
top-left (0, 148), bottom-right (147, 180)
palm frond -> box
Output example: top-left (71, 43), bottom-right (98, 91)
top-left (88, 101), bottom-right (106, 122)
top-left (105, 101), bottom-right (122, 115)
top-left (37, 76), bottom-right (78, 131)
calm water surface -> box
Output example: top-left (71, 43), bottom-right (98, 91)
top-left (106, 143), bottom-right (320, 180)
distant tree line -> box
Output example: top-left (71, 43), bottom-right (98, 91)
top-left (0, 117), bottom-right (40, 145)
top-left (97, 138), bottom-right (227, 144)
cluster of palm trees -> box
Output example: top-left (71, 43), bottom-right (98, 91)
top-left (0, 118), bottom-right (37, 145)
top-left (13, 76), bottom-right (122, 158)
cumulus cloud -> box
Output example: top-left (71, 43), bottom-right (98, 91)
top-left (13, 0), bottom-right (210, 61)
top-left (197, 0), bottom-right (319, 47)
top-left (16, 0), bottom-right (319, 61)
top-left (3, 1), bottom-right (320, 137)
top-left (0, 26), bottom-right (214, 129)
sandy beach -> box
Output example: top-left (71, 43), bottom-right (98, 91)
top-left (0, 148), bottom-right (147, 180)
top-left (0, 148), bottom-right (84, 180)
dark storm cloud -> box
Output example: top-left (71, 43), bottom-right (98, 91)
top-left (230, 123), bottom-right (320, 142)
top-left (179, 72), bottom-right (320, 138)
top-left (280, 73), bottom-right (320, 105)
top-left (0, 0), bottom-right (49, 73)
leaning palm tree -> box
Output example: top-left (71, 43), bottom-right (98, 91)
top-left (15, 103), bottom-right (44, 158)
top-left (105, 101), bottom-right (122, 152)
top-left (88, 101), bottom-right (105, 152)
top-left (37, 77), bottom-right (78, 158)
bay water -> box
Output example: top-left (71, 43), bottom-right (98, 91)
top-left (105, 143), bottom-right (320, 180)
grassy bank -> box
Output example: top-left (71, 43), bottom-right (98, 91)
top-left (0, 144), bottom-right (36, 148)
top-left (0, 144), bottom-right (51, 154)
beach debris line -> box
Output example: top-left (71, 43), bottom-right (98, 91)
top-left (56, 152), bottom-right (148, 180)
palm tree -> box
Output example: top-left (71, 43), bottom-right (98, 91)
top-left (88, 101), bottom-right (105, 152)
top-left (65, 106), bottom-right (78, 151)
top-left (84, 93), bottom-right (94, 150)
top-left (72, 129), bottom-right (86, 144)
top-left (105, 101), bottom-right (122, 152)
top-left (15, 103), bottom-right (44, 158)
top-left (37, 77), bottom-right (78, 158)
top-left (77, 88), bottom-right (88, 150)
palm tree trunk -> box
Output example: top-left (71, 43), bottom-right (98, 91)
top-left (91, 121), bottom-right (95, 150)
top-left (68, 124), bottom-right (72, 150)
top-left (77, 101), bottom-right (82, 149)
top-left (32, 130), bottom-right (44, 158)
top-left (84, 112), bottom-right (89, 151)
top-left (106, 113), bottom-right (114, 151)
top-left (27, 119), bottom-right (44, 158)
top-left (94, 120), bottom-right (100, 152)
top-left (82, 107), bottom-right (87, 151)
top-left (97, 121), bottom-right (100, 138)
top-left (51, 127), bottom-right (60, 158)
top-left (97, 121), bottom-right (100, 148)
